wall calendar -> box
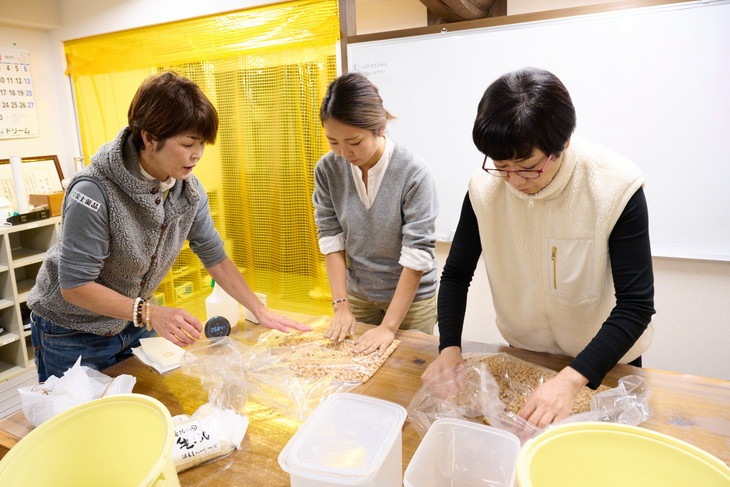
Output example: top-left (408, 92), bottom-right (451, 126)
top-left (0, 48), bottom-right (39, 139)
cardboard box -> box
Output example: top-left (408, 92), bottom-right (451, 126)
top-left (29, 192), bottom-right (65, 216)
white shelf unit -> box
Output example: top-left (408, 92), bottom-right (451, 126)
top-left (0, 217), bottom-right (60, 394)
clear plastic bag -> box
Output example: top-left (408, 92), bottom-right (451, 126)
top-left (19, 357), bottom-right (136, 427)
top-left (242, 346), bottom-right (350, 421)
top-left (408, 353), bottom-right (652, 441)
top-left (182, 333), bottom-right (389, 421)
top-left (255, 329), bottom-right (399, 383)
top-left (177, 339), bottom-right (251, 472)
top-left (245, 329), bottom-right (399, 420)
top-left (182, 338), bottom-right (248, 412)
top-left (558, 374), bottom-right (652, 426)
top-left (171, 403), bottom-right (249, 473)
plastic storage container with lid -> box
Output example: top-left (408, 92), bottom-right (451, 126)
top-left (516, 422), bottom-right (730, 487)
top-left (403, 417), bottom-right (521, 487)
top-left (278, 392), bottom-right (407, 486)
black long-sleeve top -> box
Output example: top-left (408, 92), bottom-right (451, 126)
top-left (438, 188), bottom-right (655, 388)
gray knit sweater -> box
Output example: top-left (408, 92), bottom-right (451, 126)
top-left (313, 142), bottom-right (438, 302)
top-left (28, 127), bottom-right (226, 335)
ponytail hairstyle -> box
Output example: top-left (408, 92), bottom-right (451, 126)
top-left (320, 72), bottom-right (394, 133)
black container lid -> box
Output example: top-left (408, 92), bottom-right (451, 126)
top-left (204, 316), bottom-right (231, 338)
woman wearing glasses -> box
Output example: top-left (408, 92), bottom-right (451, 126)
top-left (313, 73), bottom-right (439, 355)
top-left (422, 67), bottom-right (654, 427)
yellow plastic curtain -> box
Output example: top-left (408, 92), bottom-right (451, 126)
top-left (64, 0), bottom-right (339, 319)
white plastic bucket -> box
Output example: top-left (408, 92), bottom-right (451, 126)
top-left (279, 392), bottom-right (406, 486)
top-left (404, 418), bottom-right (520, 487)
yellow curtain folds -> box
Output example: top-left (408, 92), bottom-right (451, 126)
top-left (64, 0), bottom-right (339, 319)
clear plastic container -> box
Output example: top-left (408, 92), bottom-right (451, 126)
top-left (278, 392), bottom-right (406, 486)
top-left (404, 418), bottom-right (520, 487)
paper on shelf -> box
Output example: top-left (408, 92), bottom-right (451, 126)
top-left (9, 155), bottom-right (29, 213)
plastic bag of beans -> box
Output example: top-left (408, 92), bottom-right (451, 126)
top-left (407, 353), bottom-right (651, 440)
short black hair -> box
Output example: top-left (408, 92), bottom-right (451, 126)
top-left (472, 67), bottom-right (576, 160)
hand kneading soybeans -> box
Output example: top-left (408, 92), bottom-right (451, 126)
top-left (261, 331), bottom-right (400, 383)
top-left (464, 353), bottom-right (610, 415)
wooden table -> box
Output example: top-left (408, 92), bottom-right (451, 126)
top-left (1, 315), bottom-right (728, 484)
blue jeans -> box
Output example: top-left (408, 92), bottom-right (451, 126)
top-left (30, 311), bottom-right (156, 382)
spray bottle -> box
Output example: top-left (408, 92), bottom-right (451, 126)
top-left (205, 279), bottom-right (241, 330)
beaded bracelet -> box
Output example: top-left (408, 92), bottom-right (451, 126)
top-left (132, 297), bottom-right (142, 327)
top-left (137, 299), bottom-right (145, 327)
top-left (332, 298), bottom-right (349, 306)
top-left (133, 297), bottom-right (146, 328)
top-left (144, 301), bottom-right (152, 332)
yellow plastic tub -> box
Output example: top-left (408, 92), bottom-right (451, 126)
top-left (0, 393), bottom-right (179, 487)
top-left (516, 422), bottom-right (729, 487)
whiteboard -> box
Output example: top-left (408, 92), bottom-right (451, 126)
top-left (348, 1), bottom-right (730, 261)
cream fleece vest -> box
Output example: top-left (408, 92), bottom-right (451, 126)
top-left (468, 137), bottom-right (653, 362)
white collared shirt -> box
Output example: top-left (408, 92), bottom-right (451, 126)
top-left (139, 163), bottom-right (176, 193)
top-left (350, 136), bottom-right (394, 209)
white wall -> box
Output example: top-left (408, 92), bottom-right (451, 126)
top-left (0, 1), bottom-right (66, 173)
top-left (356, 0), bottom-right (427, 34)
top-left (0, 26), bottom-right (71, 172)
top-left (646, 258), bottom-right (729, 379)
top-left (0, 0), bottom-right (60, 29)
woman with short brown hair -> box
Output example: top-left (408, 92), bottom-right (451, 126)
top-left (29, 72), bottom-right (309, 382)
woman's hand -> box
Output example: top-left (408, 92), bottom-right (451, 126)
top-left (256, 307), bottom-right (312, 333)
top-left (324, 304), bottom-right (357, 342)
top-left (354, 326), bottom-right (396, 355)
top-left (421, 346), bottom-right (464, 393)
top-left (205, 258), bottom-right (310, 333)
top-left (518, 366), bottom-right (588, 428)
top-left (149, 304), bottom-right (202, 347)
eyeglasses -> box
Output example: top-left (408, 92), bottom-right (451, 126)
top-left (482, 154), bottom-right (553, 179)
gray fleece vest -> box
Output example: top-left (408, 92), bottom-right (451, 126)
top-left (28, 128), bottom-right (200, 335)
